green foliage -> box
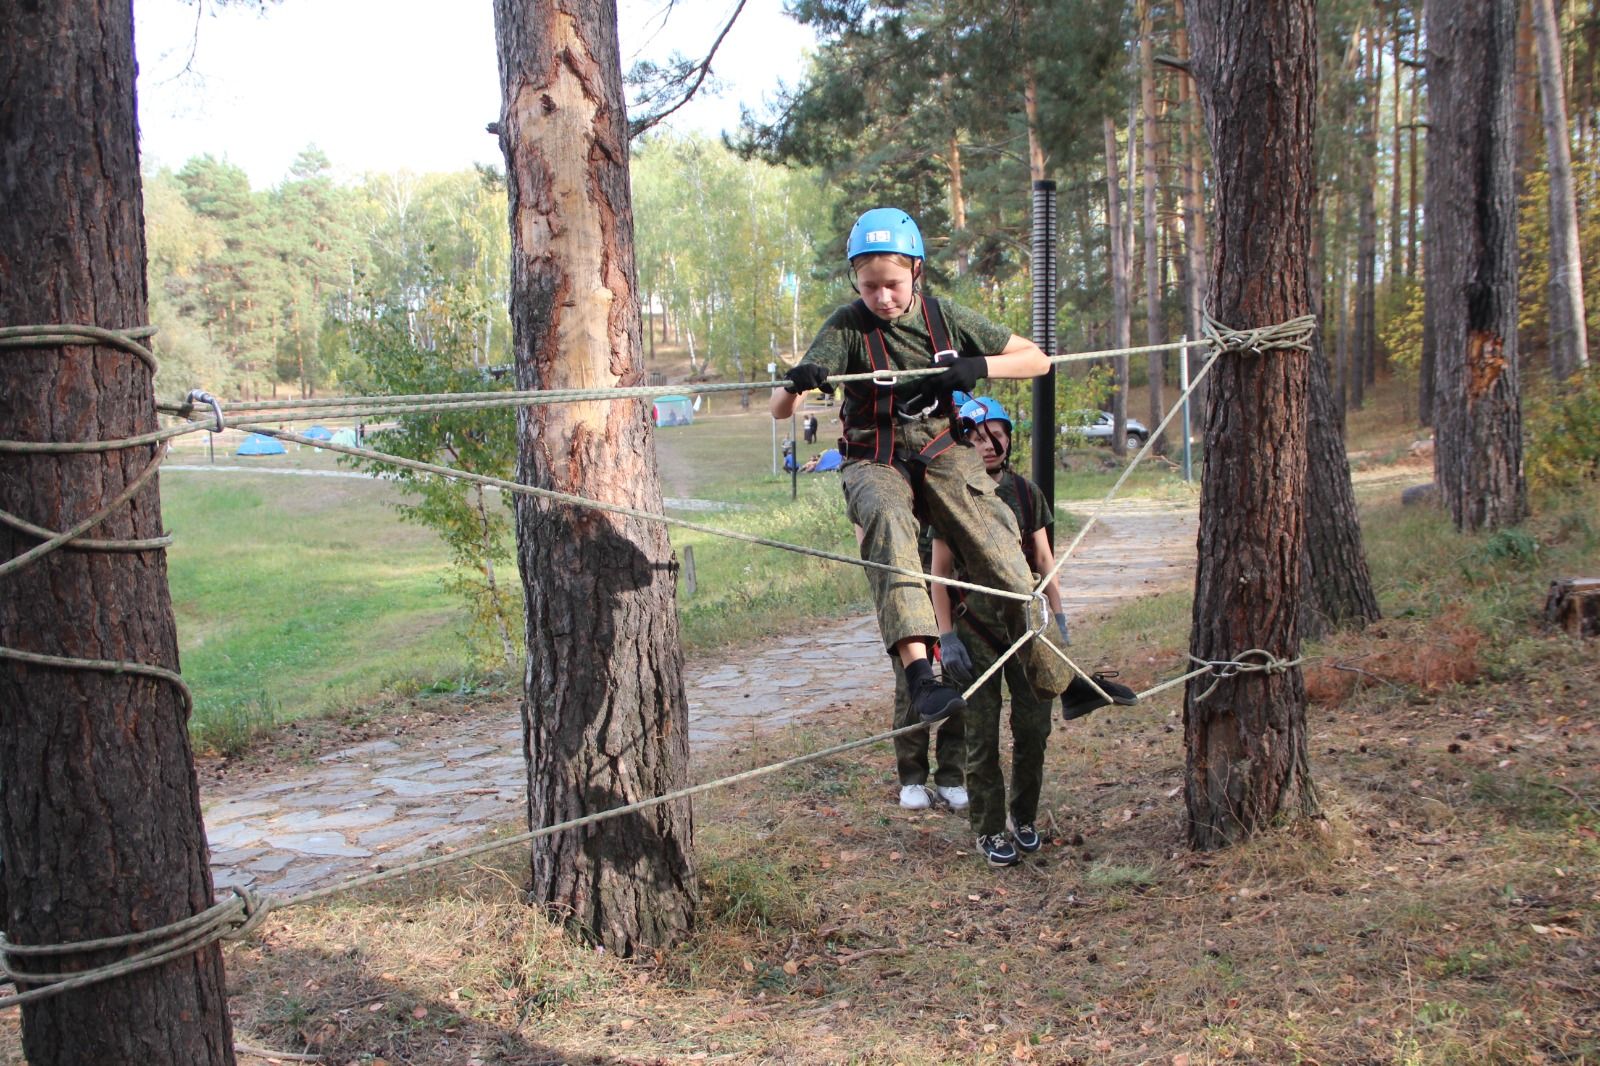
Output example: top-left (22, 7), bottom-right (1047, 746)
top-left (1524, 366), bottom-right (1600, 493)
top-left (344, 278), bottom-right (523, 672)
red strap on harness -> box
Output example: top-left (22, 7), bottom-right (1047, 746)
top-left (840, 296), bottom-right (957, 466)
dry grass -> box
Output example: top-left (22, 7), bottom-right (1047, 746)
top-left (176, 642), bottom-right (1597, 1066)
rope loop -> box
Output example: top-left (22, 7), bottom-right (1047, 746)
top-left (0, 323), bottom-right (159, 375)
top-left (1187, 648), bottom-right (1306, 702)
top-left (1201, 312), bottom-right (1318, 356)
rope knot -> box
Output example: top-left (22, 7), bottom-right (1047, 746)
top-left (1187, 648), bottom-right (1305, 702)
top-left (1202, 313), bottom-right (1318, 356)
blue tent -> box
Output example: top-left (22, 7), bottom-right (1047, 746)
top-left (811, 448), bottom-right (842, 472)
top-left (330, 428), bottom-right (360, 448)
top-left (302, 425), bottom-right (334, 441)
top-left (236, 433), bottom-right (286, 456)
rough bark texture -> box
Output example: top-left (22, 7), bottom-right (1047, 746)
top-left (1302, 336), bottom-right (1381, 639)
top-left (1183, 0), bottom-right (1318, 851)
top-left (1531, 0), bottom-right (1590, 379)
top-left (493, 0), bottom-right (697, 955)
top-left (1425, 0), bottom-right (1528, 532)
top-left (0, 4), bottom-right (237, 1063)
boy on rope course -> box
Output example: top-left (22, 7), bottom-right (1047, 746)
top-left (931, 397), bottom-right (1136, 867)
top-left (770, 207), bottom-right (1081, 727)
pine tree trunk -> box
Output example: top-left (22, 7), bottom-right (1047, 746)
top-left (1302, 337), bottom-right (1381, 639)
top-left (1178, 0), bottom-right (1210, 422)
top-left (0, 4), bottom-right (237, 1063)
top-left (1389, 6), bottom-right (1405, 297)
top-left (1183, 0), bottom-right (1318, 851)
top-left (1139, 0), bottom-right (1168, 453)
top-left (493, 0), bottom-right (697, 955)
top-left (1426, 0), bottom-right (1528, 532)
top-left (1105, 116), bottom-right (1133, 456)
top-left (1532, 0), bottom-right (1591, 378)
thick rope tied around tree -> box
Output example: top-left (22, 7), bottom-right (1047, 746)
top-left (1187, 649), bottom-right (1308, 703)
top-left (1201, 312), bottom-right (1318, 356)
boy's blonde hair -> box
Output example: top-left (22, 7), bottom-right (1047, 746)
top-left (849, 251), bottom-right (918, 271)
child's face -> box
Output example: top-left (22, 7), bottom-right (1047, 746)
top-left (854, 256), bottom-right (918, 319)
top-left (975, 424), bottom-right (1009, 472)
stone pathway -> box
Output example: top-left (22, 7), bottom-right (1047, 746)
top-left (203, 498), bottom-right (1198, 897)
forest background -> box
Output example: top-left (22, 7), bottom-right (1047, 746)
top-left (143, 0), bottom-right (1600, 450)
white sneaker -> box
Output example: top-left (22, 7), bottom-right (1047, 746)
top-left (898, 784), bottom-right (933, 810)
top-left (937, 784), bottom-right (970, 810)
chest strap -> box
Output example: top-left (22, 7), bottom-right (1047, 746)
top-left (840, 295), bottom-right (958, 466)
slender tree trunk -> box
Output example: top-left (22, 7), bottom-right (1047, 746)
top-left (1532, 0), bottom-right (1591, 378)
top-left (1105, 116), bottom-right (1133, 456)
top-left (1390, 6), bottom-right (1406, 296)
top-left (1139, 0), bottom-right (1168, 452)
top-left (1359, 23), bottom-right (1381, 389)
top-left (1426, 0), bottom-right (1528, 531)
top-left (493, 0), bottom-right (696, 954)
top-left (1183, 0), bottom-right (1318, 850)
top-left (1407, 55), bottom-right (1421, 281)
top-left (1178, 0), bottom-right (1210, 421)
top-left (1337, 232), bottom-right (1351, 420)
top-left (0, 4), bottom-right (237, 1063)
top-left (1023, 67), bottom-right (1048, 183)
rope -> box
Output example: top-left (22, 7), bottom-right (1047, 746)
top-left (247, 425), bottom-right (1035, 605)
top-left (0, 324), bottom-right (159, 374)
top-left (1187, 649), bottom-right (1308, 703)
top-left (0, 443), bottom-right (170, 580)
top-left (1201, 312), bottom-right (1318, 355)
top-left (0, 315), bottom-right (1314, 1010)
top-left (0, 644), bottom-right (194, 716)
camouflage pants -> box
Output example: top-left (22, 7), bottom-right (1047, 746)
top-left (955, 604), bottom-right (1053, 838)
top-left (840, 421), bottom-right (1076, 698)
top-left (891, 655), bottom-right (966, 787)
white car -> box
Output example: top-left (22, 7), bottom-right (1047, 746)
top-left (1062, 410), bottom-right (1149, 447)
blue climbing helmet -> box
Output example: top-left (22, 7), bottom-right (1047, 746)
top-left (959, 396), bottom-right (1012, 433)
top-left (846, 208), bottom-right (925, 263)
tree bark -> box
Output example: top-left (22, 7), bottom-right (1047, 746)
top-left (1302, 334), bottom-right (1381, 639)
top-left (493, 0), bottom-right (697, 955)
top-left (1425, 0), bottom-right (1528, 532)
top-left (1532, 0), bottom-right (1591, 379)
top-left (1105, 116), bottom-right (1133, 456)
top-left (1183, 0), bottom-right (1318, 850)
top-left (0, 4), bottom-right (237, 1063)
top-left (1139, 0), bottom-right (1168, 453)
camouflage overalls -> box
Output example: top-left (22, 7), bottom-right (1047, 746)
top-left (797, 294), bottom-right (1075, 699)
top-left (937, 471), bottom-right (1055, 839)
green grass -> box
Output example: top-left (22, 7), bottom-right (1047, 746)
top-left (163, 469), bottom-right (472, 747)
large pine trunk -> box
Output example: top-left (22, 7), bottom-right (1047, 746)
top-left (1182, 0), bottom-right (1318, 851)
top-left (1425, 0), bottom-right (1528, 532)
top-left (493, 0), bottom-right (697, 955)
top-left (0, 4), bottom-right (237, 1063)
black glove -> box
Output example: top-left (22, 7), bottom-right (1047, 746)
top-left (939, 630), bottom-right (974, 687)
top-left (923, 355), bottom-right (987, 396)
top-left (783, 363), bottom-right (832, 395)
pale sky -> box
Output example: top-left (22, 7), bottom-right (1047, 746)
top-left (133, 0), bottom-right (815, 188)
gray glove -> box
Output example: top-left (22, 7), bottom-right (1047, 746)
top-left (1054, 612), bottom-right (1071, 645)
top-left (939, 631), bottom-right (974, 687)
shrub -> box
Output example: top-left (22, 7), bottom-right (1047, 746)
top-left (1525, 365), bottom-right (1600, 492)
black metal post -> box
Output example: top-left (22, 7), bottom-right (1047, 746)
top-left (1030, 180), bottom-right (1058, 510)
top-left (791, 412), bottom-right (799, 499)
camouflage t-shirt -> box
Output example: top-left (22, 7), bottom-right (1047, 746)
top-left (935, 469), bottom-right (1054, 580)
top-left (798, 294), bottom-right (1014, 433)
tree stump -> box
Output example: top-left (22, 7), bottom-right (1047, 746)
top-left (1544, 578), bottom-right (1600, 637)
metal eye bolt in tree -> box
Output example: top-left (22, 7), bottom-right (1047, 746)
top-left (1, 3), bottom-right (237, 1063)
top-left (493, 0), bottom-right (697, 953)
top-left (1182, 0), bottom-right (1319, 849)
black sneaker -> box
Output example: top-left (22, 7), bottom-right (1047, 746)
top-left (911, 676), bottom-right (966, 723)
top-left (1060, 672), bottom-right (1139, 721)
top-left (976, 833), bottom-right (1020, 867)
top-left (1009, 821), bottom-right (1042, 853)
